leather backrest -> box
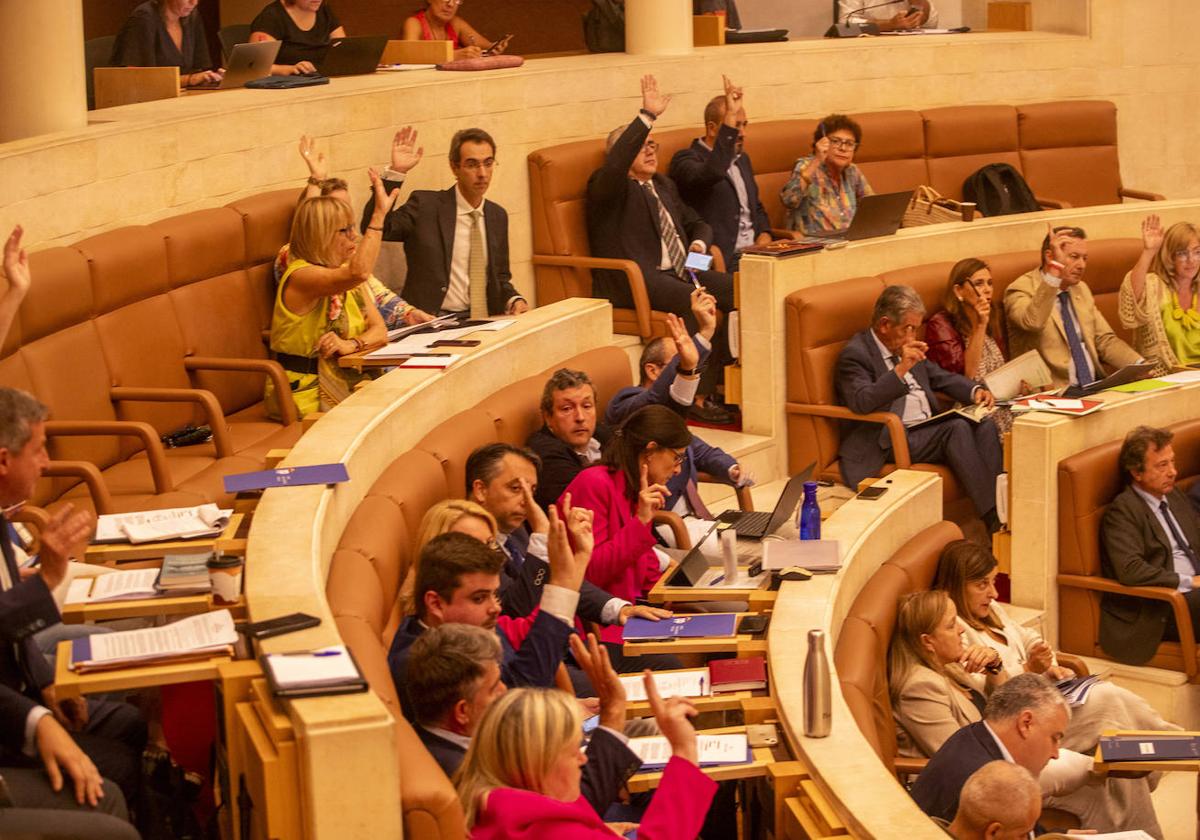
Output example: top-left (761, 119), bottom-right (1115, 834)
top-left (417, 408), bottom-right (502, 500)
top-left (923, 105), bottom-right (1022, 200)
top-left (1078, 238), bottom-right (1141, 345)
top-left (1018, 101), bottom-right (1121, 208)
top-left (853, 110), bottom-right (930, 196)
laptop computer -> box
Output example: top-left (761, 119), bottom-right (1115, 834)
top-left (317, 35), bottom-right (389, 77)
top-left (714, 462), bottom-right (816, 539)
top-left (664, 521), bottom-right (724, 587)
top-left (802, 190), bottom-right (913, 244)
top-left (188, 40), bottom-right (280, 90)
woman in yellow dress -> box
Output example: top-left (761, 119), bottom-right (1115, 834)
top-left (1119, 214), bottom-right (1200, 372)
top-left (265, 170), bottom-right (395, 418)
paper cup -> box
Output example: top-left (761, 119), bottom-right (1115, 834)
top-left (960, 202), bottom-right (977, 222)
top-left (207, 556), bottom-right (243, 605)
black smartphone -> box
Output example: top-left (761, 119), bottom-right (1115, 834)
top-left (241, 612), bottom-right (321, 640)
top-left (857, 486), bottom-right (888, 501)
top-left (482, 34), bottom-right (512, 56)
top-left (738, 614), bottom-right (770, 635)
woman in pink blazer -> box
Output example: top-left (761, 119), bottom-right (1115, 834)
top-left (560, 406), bottom-right (691, 643)
top-left (458, 670), bottom-right (716, 839)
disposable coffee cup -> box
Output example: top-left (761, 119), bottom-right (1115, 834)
top-left (207, 553), bottom-right (243, 605)
top-left (960, 202), bottom-right (977, 222)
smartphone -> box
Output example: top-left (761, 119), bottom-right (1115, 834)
top-left (857, 486), bottom-right (888, 501)
top-left (684, 252), bottom-right (714, 272)
top-left (738, 614), bottom-right (770, 635)
top-left (481, 34), bottom-right (512, 56)
top-left (241, 612), bottom-right (321, 640)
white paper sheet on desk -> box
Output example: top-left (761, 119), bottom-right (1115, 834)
top-left (82, 610), bottom-right (236, 665)
top-left (629, 733), bottom-right (749, 767)
top-left (467, 319), bottom-right (515, 331)
top-left (1026, 398), bottom-right (1084, 410)
top-left (1077, 832), bottom-right (1154, 840)
top-left (94, 504), bottom-right (231, 544)
top-left (620, 668), bottom-right (711, 702)
top-left (1158, 369), bottom-right (1200, 383)
top-left (70, 568), bottom-right (160, 603)
top-left (265, 646), bottom-right (361, 688)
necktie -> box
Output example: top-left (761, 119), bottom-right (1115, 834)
top-left (643, 181), bottom-right (688, 278)
top-left (1160, 500), bottom-right (1199, 573)
top-left (1058, 291), bottom-right (1094, 387)
top-left (684, 479), bottom-right (714, 521)
top-left (468, 209), bottom-right (488, 319)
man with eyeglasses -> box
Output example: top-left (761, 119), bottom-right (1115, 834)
top-left (361, 125), bottom-right (528, 319)
top-left (587, 74), bottom-right (737, 424)
top-left (836, 285), bottom-right (1003, 531)
top-left (1004, 225), bottom-right (1140, 388)
top-left (668, 76), bottom-right (773, 274)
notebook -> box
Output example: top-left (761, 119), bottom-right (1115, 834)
top-left (262, 645), bottom-right (368, 698)
top-left (1099, 734), bottom-right (1200, 762)
top-left (622, 613), bottom-right (738, 642)
top-left (708, 657), bottom-right (767, 692)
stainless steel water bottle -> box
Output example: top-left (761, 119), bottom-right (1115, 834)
top-left (804, 629), bottom-right (832, 737)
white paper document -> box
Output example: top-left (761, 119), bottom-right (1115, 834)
top-left (94, 504), bottom-right (231, 544)
top-left (620, 668), bottom-right (711, 702)
top-left (78, 610), bottom-right (237, 667)
top-left (629, 733), bottom-right (750, 767)
top-left (265, 646), bottom-right (361, 688)
top-left (762, 539), bottom-right (842, 572)
top-left (982, 350), bottom-right (1053, 401)
top-left (1158, 369), bottom-right (1200, 384)
top-left (67, 568), bottom-right (160, 603)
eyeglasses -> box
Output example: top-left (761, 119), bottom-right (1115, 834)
top-left (828, 137), bottom-right (858, 151)
top-left (434, 0), bottom-right (463, 7)
top-left (669, 448), bottom-right (687, 466)
top-left (1172, 249), bottom-right (1200, 262)
top-left (460, 158), bottom-right (496, 172)
top-left (641, 140), bottom-right (659, 153)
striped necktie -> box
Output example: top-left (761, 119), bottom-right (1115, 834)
top-left (643, 181), bottom-right (688, 277)
top-left (468, 209), bottom-right (488, 319)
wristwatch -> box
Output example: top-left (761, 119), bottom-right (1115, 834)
top-left (677, 366), bottom-right (698, 377)
top-left (639, 108), bottom-right (658, 121)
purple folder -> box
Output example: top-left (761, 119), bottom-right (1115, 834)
top-left (622, 613), bottom-right (738, 642)
top-left (1100, 735), bottom-right (1200, 762)
top-left (222, 463), bottom-right (350, 494)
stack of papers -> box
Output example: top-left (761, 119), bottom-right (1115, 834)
top-left (66, 569), bottom-right (161, 604)
top-left (1159, 369), bottom-right (1200, 384)
top-left (1011, 397), bottom-right (1102, 417)
top-left (93, 504), bottom-right (231, 544)
top-left (1055, 675), bottom-right (1101, 706)
top-left (619, 668), bottom-right (711, 702)
top-left (629, 733), bottom-right (751, 768)
top-left (263, 645), bottom-right (368, 697)
top-left (68, 610), bottom-right (237, 673)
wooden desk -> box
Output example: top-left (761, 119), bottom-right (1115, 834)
top-left (84, 512), bottom-right (246, 565)
top-left (626, 725), bottom-right (778, 793)
top-left (53, 641), bottom-right (234, 700)
top-left (647, 562), bottom-right (774, 607)
top-left (621, 667), bottom-right (764, 718)
top-left (621, 613), bottom-right (768, 657)
top-left (1094, 730), bottom-right (1200, 840)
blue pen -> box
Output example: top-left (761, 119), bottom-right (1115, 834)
top-left (710, 574), bottom-right (725, 586)
top-left (312, 650), bottom-right (342, 657)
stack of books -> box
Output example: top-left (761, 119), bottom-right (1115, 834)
top-left (156, 553), bottom-right (213, 595)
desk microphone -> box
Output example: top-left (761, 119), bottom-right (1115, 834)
top-left (825, 0), bottom-right (902, 37)
top-left (843, 0), bottom-right (905, 24)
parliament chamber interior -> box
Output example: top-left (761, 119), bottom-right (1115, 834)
top-left (1, 0), bottom-right (1199, 838)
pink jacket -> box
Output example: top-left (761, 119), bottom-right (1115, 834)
top-left (471, 756), bottom-right (716, 840)
top-left (560, 466), bottom-right (660, 643)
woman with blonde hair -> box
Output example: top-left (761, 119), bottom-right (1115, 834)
top-left (1119, 214), bottom-right (1200, 372)
top-left (932, 539), bottom-right (1177, 754)
top-left (888, 590), bottom-right (1004, 758)
top-left (457, 673), bottom-right (716, 838)
top-left (398, 499), bottom-right (499, 614)
top-left (265, 170), bottom-right (393, 419)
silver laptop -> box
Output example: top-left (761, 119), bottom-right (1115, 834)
top-left (189, 41), bottom-right (281, 90)
top-left (802, 191), bottom-right (913, 244)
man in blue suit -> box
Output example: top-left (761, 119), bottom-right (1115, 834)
top-left (669, 76), bottom-right (772, 274)
top-left (836, 285), bottom-right (1001, 530)
top-left (605, 289), bottom-right (750, 519)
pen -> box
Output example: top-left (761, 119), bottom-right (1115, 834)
top-left (687, 268), bottom-right (702, 290)
top-left (710, 574), bottom-right (725, 586)
top-left (275, 648), bottom-right (343, 657)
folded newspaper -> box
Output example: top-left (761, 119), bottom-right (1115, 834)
top-left (93, 504), bottom-right (231, 545)
top-left (1055, 674), bottom-right (1101, 706)
top-left (68, 610), bottom-right (237, 673)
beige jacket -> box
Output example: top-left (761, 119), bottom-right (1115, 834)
top-left (893, 664), bottom-right (982, 758)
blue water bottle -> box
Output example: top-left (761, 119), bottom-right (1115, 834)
top-left (799, 481), bottom-right (821, 540)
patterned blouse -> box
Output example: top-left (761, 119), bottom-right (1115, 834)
top-left (780, 156), bottom-right (874, 235)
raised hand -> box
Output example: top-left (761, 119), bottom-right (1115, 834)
top-left (368, 168), bottom-right (401, 226)
top-left (37, 504), bottom-right (94, 591)
top-left (36, 714), bottom-right (105, 806)
top-left (689, 287), bottom-right (718, 340)
top-left (895, 338), bottom-right (927, 375)
top-left (1141, 214), bottom-right (1164, 253)
top-left (1044, 222), bottom-right (1075, 276)
top-left (635, 462), bottom-right (668, 525)
top-left (640, 74), bottom-right (671, 118)
top-left (547, 501), bottom-right (587, 591)
top-left (664, 313), bottom-right (699, 374)
top-left (520, 476), bottom-right (549, 536)
top-left (643, 669), bottom-right (700, 766)
top-left (569, 633), bottom-right (626, 731)
top-left (390, 126), bottom-right (424, 175)
top-left (2, 225), bottom-right (31, 300)
top-left (721, 74), bottom-right (743, 126)
top-left (299, 134), bottom-right (327, 179)
top-left (812, 134), bottom-right (831, 166)
top-left (562, 491), bottom-right (595, 559)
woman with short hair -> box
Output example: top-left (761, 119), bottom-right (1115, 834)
top-left (110, 0), bottom-right (222, 87)
top-left (780, 113), bottom-right (874, 235)
top-left (1119, 214), bottom-right (1200, 372)
top-left (265, 170), bottom-right (392, 419)
top-left (401, 0), bottom-right (509, 61)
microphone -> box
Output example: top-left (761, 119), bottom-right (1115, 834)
top-left (843, 0), bottom-right (904, 25)
top-left (826, 0), bottom-right (904, 37)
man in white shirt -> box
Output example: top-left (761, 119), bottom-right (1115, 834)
top-left (361, 126), bottom-right (529, 318)
top-left (838, 0), bottom-right (937, 30)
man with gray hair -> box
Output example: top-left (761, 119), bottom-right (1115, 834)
top-left (835, 284), bottom-right (1002, 529)
top-left (946, 761), bottom-right (1041, 839)
top-left (912, 673), bottom-right (1162, 836)
top-left (526, 368), bottom-right (612, 510)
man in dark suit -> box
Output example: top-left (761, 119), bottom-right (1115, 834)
top-left (836, 285), bottom-right (1002, 528)
top-left (668, 76), bottom-right (772, 274)
top-left (527, 368), bottom-right (612, 511)
top-left (0, 388), bottom-right (145, 817)
top-left (604, 291), bottom-right (749, 516)
top-left (1100, 425), bottom-right (1200, 665)
top-left (587, 74), bottom-right (735, 420)
top-left (361, 126), bottom-right (528, 318)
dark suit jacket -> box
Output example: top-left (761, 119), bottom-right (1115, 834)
top-left (668, 125), bottom-right (771, 262)
top-left (0, 519), bottom-right (59, 757)
top-left (417, 723), bottom-right (639, 817)
top-left (361, 183), bottom-right (522, 316)
top-left (387, 612), bottom-right (570, 722)
top-left (910, 721), bottom-right (1004, 824)
top-left (499, 529), bottom-right (613, 626)
top-left (1099, 485), bottom-right (1200, 664)
top-left (1190, 480), bottom-right (1200, 517)
top-left (835, 328), bottom-right (978, 490)
top-left (604, 340), bottom-right (735, 511)
top-left (586, 117), bottom-right (713, 299)
top-left (527, 424), bottom-right (613, 511)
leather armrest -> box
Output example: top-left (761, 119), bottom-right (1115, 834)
top-left (1057, 574), bottom-right (1197, 676)
top-left (8, 505), bottom-right (50, 551)
top-left (1120, 187), bottom-right (1165, 202)
top-left (892, 755), bottom-right (928, 779)
top-left (652, 510), bottom-right (690, 550)
top-left (1055, 652), bottom-right (1089, 677)
top-left (1035, 196), bottom-right (1072, 210)
top-left (110, 386), bottom-right (233, 458)
top-left (43, 420), bottom-right (174, 495)
top-left (785, 402), bottom-right (911, 467)
top-left (41, 460), bottom-right (116, 514)
top-left (697, 470), bottom-right (754, 512)
top-left (183, 356), bottom-right (300, 426)
top-left (532, 254), bottom-right (653, 339)
top-left (709, 244), bottom-right (726, 274)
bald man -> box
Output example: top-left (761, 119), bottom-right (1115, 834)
top-left (946, 761), bottom-right (1041, 840)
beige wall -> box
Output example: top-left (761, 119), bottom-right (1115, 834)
top-left (1, 0), bottom-right (1198, 307)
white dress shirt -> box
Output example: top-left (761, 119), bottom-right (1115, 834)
top-left (871, 329), bottom-right (931, 425)
top-left (1130, 483), bottom-right (1195, 592)
top-left (442, 186), bottom-right (489, 313)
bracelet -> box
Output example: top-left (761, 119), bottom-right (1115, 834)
top-left (677, 366), bottom-right (697, 377)
top-left (639, 108), bottom-right (658, 121)
top-left (352, 337), bottom-right (364, 352)
top-left (366, 225), bottom-right (384, 233)
top-left (306, 176), bottom-right (322, 186)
